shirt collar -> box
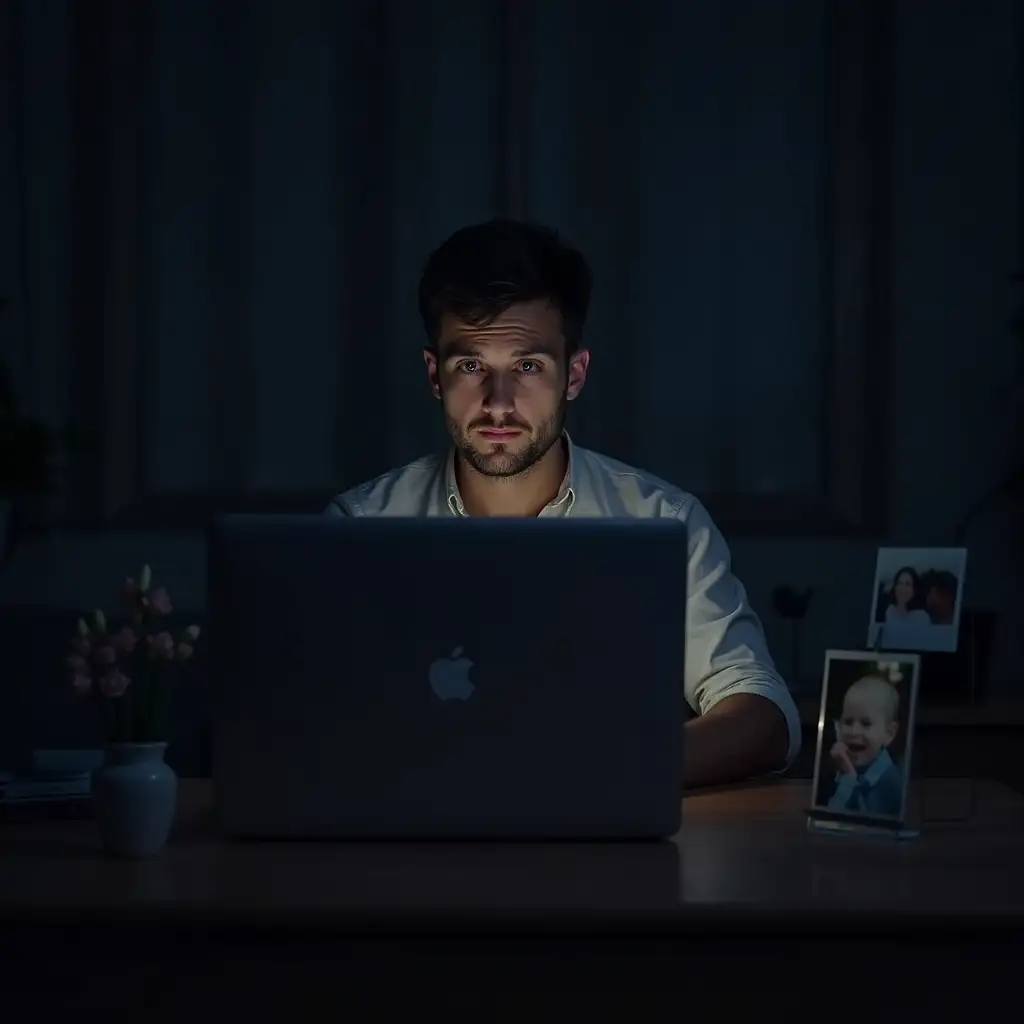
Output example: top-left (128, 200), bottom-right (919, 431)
top-left (445, 432), bottom-right (577, 517)
top-left (860, 747), bottom-right (895, 786)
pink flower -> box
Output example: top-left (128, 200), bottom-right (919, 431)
top-left (71, 673), bottom-right (92, 695)
top-left (148, 631), bottom-right (175, 659)
top-left (175, 642), bottom-right (195, 661)
top-left (144, 586), bottom-right (173, 616)
top-left (67, 655), bottom-right (86, 671)
top-left (71, 635), bottom-right (91, 657)
top-left (99, 670), bottom-right (130, 697)
top-left (93, 645), bottom-right (116, 666)
top-left (112, 626), bottom-right (137, 652)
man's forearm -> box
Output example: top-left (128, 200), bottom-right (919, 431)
top-left (682, 693), bottom-right (790, 789)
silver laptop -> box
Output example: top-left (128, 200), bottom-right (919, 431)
top-left (208, 515), bottom-right (687, 840)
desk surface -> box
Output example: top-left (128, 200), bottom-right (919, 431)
top-left (2, 778), bottom-right (1023, 929)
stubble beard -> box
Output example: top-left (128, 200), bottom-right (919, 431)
top-left (444, 391), bottom-right (567, 480)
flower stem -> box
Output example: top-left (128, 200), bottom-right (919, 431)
top-left (145, 660), bottom-right (166, 742)
top-left (98, 693), bottom-right (115, 743)
top-left (122, 688), bottom-right (134, 743)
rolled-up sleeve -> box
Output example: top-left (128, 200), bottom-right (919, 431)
top-left (680, 495), bottom-right (801, 769)
top-left (324, 497), bottom-right (352, 516)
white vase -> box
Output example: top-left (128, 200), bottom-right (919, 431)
top-left (92, 742), bottom-right (179, 858)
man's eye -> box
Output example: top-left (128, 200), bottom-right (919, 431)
top-left (518, 360), bottom-right (540, 373)
top-left (458, 360), bottom-right (479, 374)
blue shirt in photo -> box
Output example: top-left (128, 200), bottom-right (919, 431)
top-left (825, 747), bottom-right (903, 818)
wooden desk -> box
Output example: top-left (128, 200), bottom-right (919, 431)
top-left (2, 778), bottom-right (1023, 1012)
top-left (2, 777), bottom-right (1023, 917)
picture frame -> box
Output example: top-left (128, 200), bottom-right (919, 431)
top-left (807, 649), bottom-right (921, 839)
top-left (866, 547), bottom-right (968, 654)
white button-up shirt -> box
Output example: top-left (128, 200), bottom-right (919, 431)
top-left (327, 435), bottom-right (801, 768)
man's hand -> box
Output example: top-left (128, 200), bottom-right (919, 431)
top-left (830, 741), bottom-right (856, 777)
top-left (682, 693), bottom-right (790, 789)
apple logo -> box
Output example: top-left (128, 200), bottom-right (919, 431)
top-left (428, 646), bottom-right (476, 701)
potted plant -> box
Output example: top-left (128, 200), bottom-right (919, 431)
top-left (68, 564), bottom-right (201, 858)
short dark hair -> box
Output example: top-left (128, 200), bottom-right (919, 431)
top-left (418, 219), bottom-right (592, 355)
top-left (928, 570), bottom-right (957, 599)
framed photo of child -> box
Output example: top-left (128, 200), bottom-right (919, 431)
top-left (810, 649), bottom-right (921, 826)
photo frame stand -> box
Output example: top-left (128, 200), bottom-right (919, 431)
top-left (806, 810), bottom-right (919, 841)
top-left (805, 645), bottom-right (924, 842)
top-left (806, 619), bottom-right (982, 839)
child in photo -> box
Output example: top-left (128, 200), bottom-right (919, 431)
top-left (825, 672), bottom-right (903, 818)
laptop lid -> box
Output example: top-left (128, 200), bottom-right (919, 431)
top-left (208, 515), bottom-right (687, 839)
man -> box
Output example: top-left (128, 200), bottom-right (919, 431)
top-left (923, 571), bottom-right (958, 626)
top-left (327, 219), bottom-right (800, 788)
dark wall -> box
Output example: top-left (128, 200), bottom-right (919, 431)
top-left (1, 0), bottom-right (1022, 773)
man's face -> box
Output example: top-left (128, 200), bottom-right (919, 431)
top-left (838, 685), bottom-right (898, 768)
top-left (926, 586), bottom-right (951, 615)
top-left (423, 300), bottom-right (589, 478)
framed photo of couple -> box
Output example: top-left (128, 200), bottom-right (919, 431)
top-left (866, 546), bottom-right (968, 654)
top-left (808, 649), bottom-right (921, 839)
